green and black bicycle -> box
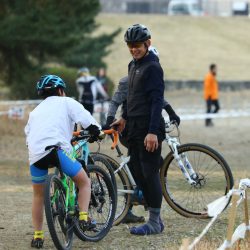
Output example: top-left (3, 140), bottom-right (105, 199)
top-left (44, 132), bottom-right (116, 250)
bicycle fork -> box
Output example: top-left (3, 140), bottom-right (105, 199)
top-left (168, 138), bottom-right (196, 186)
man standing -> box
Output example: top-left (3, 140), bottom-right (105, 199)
top-left (204, 64), bottom-right (220, 127)
top-left (112, 24), bottom-right (165, 235)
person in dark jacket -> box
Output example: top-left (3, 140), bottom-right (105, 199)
top-left (76, 67), bottom-right (108, 114)
top-left (111, 24), bottom-right (168, 235)
top-left (103, 47), bottom-right (180, 224)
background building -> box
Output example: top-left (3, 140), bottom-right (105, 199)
top-left (99, 0), bottom-right (250, 16)
top-left (99, 0), bottom-right (170, 13)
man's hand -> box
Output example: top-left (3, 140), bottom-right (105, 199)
top-left (144, 133), bottom-right (158, 152)
top-left (102, 116), bottom-right (115, 130)
top-left (110, 118), bottom-right (126, 133)
top-left (164, 104), bottom-right (181, 126)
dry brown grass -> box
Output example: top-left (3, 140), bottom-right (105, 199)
top-left (1, 90), bottom-right (250, 249)
top-left (95, 14), bottom-right (250, 84)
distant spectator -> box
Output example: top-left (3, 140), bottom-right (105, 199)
top-left (96, 67), bottom-right (108, 92)
top-left (76, 67), bottom-right (108, 114)
top-left (204, 63), bottom-right (220, 127)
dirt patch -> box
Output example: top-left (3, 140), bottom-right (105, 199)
top-left (1, 90), bottom-right (250, 249)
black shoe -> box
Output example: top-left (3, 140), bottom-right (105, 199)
top-left (122, 212), bottom-right (145, 224)
top-left (79, 218), bottom-right (97, 231)
top-left (31, 238), bottom-right (44, 249)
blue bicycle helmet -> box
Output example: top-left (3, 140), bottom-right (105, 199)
top-left (37, 75), bottom-right (66, 95)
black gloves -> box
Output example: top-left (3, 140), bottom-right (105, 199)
top-left (85, 124), bottom-right (101, 143)
top-left (164, 104), bottom-right (181, 126)
top-left (102, 116), bottom-right (115, 130)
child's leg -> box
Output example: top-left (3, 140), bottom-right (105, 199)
top-left (58, 150), bottom-right (93, 230)
top-left (72, 169), bottom-right (91, 213)
top-left (58, 150), bottom-right (91, 221)
top-left (32, 183), bottom-right (45, 231)
top-left (30, 164), bottom-right (48, 240)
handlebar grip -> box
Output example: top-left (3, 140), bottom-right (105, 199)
top-left (103, 129), bottom-right (119, 149)
top-left (73, 131), bottom-right (81, 136)
top-left (111, 131), bottom-right (118, 149)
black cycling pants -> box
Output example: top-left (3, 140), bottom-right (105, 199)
top-left (128, 140), bottom-right (162, 209)
top-left (206, 99), bottom-right (220, 124)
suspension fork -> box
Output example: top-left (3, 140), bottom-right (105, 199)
top-left (167, 138), bottom-right (196, 185)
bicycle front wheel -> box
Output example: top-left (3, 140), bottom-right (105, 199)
top-left (44, 174), bottom-right (73, 250)
top-left (74, 164), bottom-right (116, 242)
top-left (90, 153), bottom-right (132, 226)
top-left (160, 143), bottom-right (234, 218)
top-left (90, 153), bottom-right (117, 198)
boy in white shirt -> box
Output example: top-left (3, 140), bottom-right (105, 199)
top-left (25, 75), bottom-right (102, 248)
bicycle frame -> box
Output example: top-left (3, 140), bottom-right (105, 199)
top-left (105, 132), bottom-right (136, 193)
top-left (114, 155), bottom-right (136, 194)
top-left (72, 138), bottom-right (90, 164)
top-left (56, 174), bottom-right (76, 214)
top-left (108, 122), bottom-right (199, 192)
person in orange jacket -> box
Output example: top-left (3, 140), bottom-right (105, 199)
top-left (204, 63), bottom-right (220, 127)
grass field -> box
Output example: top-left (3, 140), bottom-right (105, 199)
top-left (1, 90), bottom-right (250, 249)
top-left (95, 14), bottom-right (250, 83)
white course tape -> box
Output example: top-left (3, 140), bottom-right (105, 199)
top-left (0, 111), bottom-right (8, 116)
top-left (188, 215), bottom-right (219, 250)
top-left (187, 183), bottom-right (250, 250)
top-left (1, 100), bottom-right (250, 120)
top-left (217, 240), bottom-right (232, 250)
top-left (178, 110), bottom-right (250, 121)
top-left (231, 222), bottom-right (250, 245)
top-left (0, 100), bottom-right (42, 105)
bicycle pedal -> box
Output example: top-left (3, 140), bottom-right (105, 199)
top-left (79, 219), bottom-right (96, 231)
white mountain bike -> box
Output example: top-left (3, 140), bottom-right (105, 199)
top-left (93, 122), bottom-right (234, 225)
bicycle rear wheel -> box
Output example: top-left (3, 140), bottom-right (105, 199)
top-left (74, 164), bottom-right (116, 242)
top-left (160, 143), bottom-right (234, 218)
top-left (44, 174), bottom-right (73, 250)
top-left (93, 153), bottom-right (132, 226)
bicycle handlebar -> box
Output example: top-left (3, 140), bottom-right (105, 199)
top-left (72, 129), bottom-right (118, 149)
top-left (102, 129), bottom-right (119, 149)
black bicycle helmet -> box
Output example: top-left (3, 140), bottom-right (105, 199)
top-left (124, 24), bottom-right (151, 43)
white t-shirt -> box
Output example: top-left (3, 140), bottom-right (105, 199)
top-left (24, 96), bottom-right (100, 165)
